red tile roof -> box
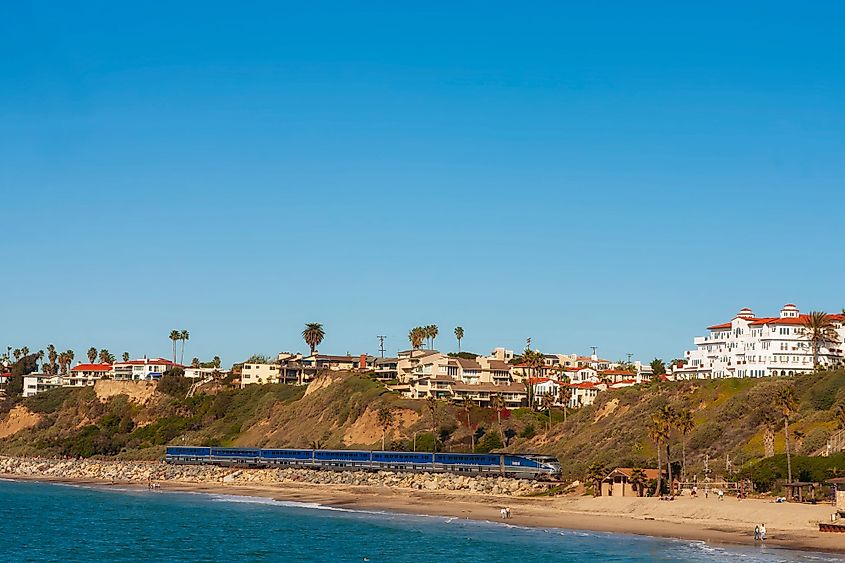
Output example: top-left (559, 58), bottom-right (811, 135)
top-left (71, 363), bottom-right (112, 372)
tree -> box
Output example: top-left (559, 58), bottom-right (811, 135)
top-left (647, 415), bottom-right (668, 496)
top-left (408, 327), bottom-right (425, 350)
top-left (87, 347), bottom-right (97, 364)
top-left (212, 356), bottom-right (222, 369)
top-left (64, 350), bottom-right (74, 374)
top-left (463, 400), bottom-right (475, 452)
top-left (302, 323), bottom-right (325, 355)
top-left (454, 326), bottom-right (464, 352)
top-left (169, 330), bottom-right (180, 364)
top-left (776, 385), bottom-right (799, 484)
top-left (558, 383), bottom-right (572, 422)
top-left (376, 407), bottom-right (395, 450)
top-left (835, 403), bottom-right (845, 430)
top-left (426, 394), bottom-right (438, 452)
top-left (674, 409), bottom-right (695, 482)
top-left (541, 391), bottom-right (555, 431)
top-left (122, 352), bottom-right (130, 362)
top-left (517, 347), bottom-right (544, 409)
top-left (47, 344), bottom-right (57, 375)
top-left (656, 405), bottom-right (676, 493)
top-left (180, 329), bottom-right (190, 365)
top-left (98, 349), bottom-right (114, 364)
top-left (491, 394), bottom-right (506, 444)
top-left (429, 325), bottom-right (438, 350)
top-left (650, 358), bottom-right (666, 376)
top-left (629, 468), bottom-right (647, 497)
top-left (586, 462), bottom-right (606, 497)
top-left (802, 312), bottom-right (840, 369)
top-left (191, 357), bottom-right (201, 368)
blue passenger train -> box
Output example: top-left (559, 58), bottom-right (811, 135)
top-left (164, 446), bottom-right (560, 479)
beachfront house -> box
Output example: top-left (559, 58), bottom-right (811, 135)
top-left (600, 468), bottom-right (661, 497)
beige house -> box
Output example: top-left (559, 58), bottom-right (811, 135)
top-left (601, 468), bottom-right (661, 497)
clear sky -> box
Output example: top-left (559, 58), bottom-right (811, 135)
top-left (3, 2), bottom-right (844, 366)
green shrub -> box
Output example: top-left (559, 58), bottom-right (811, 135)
top-left (476, 432), bottom-right (503, 453)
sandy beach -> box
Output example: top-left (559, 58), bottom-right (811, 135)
top-left (5, 472), bottom-right (843, 555)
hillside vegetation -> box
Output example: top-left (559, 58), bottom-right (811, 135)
top-left (1, 370), bottom-right (844, 491)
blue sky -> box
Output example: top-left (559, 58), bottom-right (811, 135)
top-left (2, 2), bottom-right (844, 366)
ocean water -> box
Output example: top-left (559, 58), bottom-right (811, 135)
top-left (0, 480), bottom-right (838, 562)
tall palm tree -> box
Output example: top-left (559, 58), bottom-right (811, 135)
top-left (180, 330), bottom-right (190, 365)
top-left (21, 346), bottom-right (29, 358)
top-left (657, 405), bottom-right (676, 492)
top-left (491, 393), bottom-right (506, 444)
top-left (122, 352), bottom-right (130, 362)
top-left (518, 347), bottom-right (544, 409)
top-left (776, 385), bottom-right (799, 483)
top-left (302, 323), bottom-right (325, 355)
top-left (63, 350), bottom-right (74, 374)
top-left (191, 357), bottom-right (201, 368)
top-left (99, 349), bottom-right (114, 364)
top-left (454, 326), bottom-right (464, 352)
top-left (802, 312), bottom-right (840, 369)
top-left (558, 383), bottom-right (572, 422)
top-left (86, 347), bottom-right (97, 364)
top-left (57, 352), bottom-right (67, 375)
top-left (429, 325), bottom-right (439, 350)
top-left (169, 330), bottom-right (181, 364)
top-left (426, 394), bottom-right (438, 452)
top-left (408, 327), bottom-right (424, 350)
top-left (47, 344), bottom-right (57, 375)
top-left (12, 349), bottom-right (21, 362)
top-left (674, 409), bottom-right (695, 483)
top-left (541, 391), bottom-right (555, 431)
top-left (376, 407), bottom-right (395, 450)
top-left (647, 415), bottom-right (668, 496)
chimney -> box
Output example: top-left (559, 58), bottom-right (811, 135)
top-left (359, 354), bottom-right (367, 369)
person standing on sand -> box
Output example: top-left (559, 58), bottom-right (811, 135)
top-left (754, 525), bottom-right (760, 541)
top-left (759, 523), bottom-right (766, 541)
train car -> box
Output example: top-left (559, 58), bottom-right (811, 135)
top-left (165, 446), bottom-right (211, 463)
top-left (210, 447), bottom-right (261, 465)
top-left (313, 449), bottom-right (372, 469)
top-left (371, 451), bottom-right (434, 470)
top-left (259, 449), bottom-right (313, 466)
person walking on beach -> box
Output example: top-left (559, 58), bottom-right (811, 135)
top-left (759, 523), bottom-right (766, 541)
top-left (754, 525), bottom-right (760, 541)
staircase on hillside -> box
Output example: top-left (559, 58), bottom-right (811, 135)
top-left (185, 376), bottom-right (214, 399)
top-left (813, 428), bottom-right (845, 457)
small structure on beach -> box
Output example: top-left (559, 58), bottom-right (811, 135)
top-left (601, 468), bottom-right (660, 497)
top-left (784, 481), bottom-right (817, 503)
top-left (828, 478), bottom-right (845, 510)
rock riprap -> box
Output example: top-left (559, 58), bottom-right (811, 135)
top-left (0, 456), bottom-right (549, 496)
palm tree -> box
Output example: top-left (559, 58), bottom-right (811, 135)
top-left (12, 349), bottom-right (21, 362)
top-left (122, 352), bottom-right (130, 362)
top-left (647, 414), bottom-right (668, 496)
top-left (191, 357), bottom-right (201, 368)
top-left (586, 462), bottom-right (606, 497)
top-left (408, 327), bottom-right (424, 350)
top-left (86, 347), bottom-right (97, 364)
top-left (21, 346), bottom-right (29, 358)
top-left (776, 385), bottom-right (799, 483)
top-left (429, 325), bottom-right (439, 350)
top-left (99, 349), bottom-right (114, 364)
top-left (302, 323), bottom-right (325, 355)
top-left (657, 405), bottom-right (676, 493)
top-left (463, 400), bottom-right (475, 452)
top-left (629, 468), bottom-right (647, 497)
top-left (518, 347), bottom-right (544, 409)
top-left (57, 352), bottom-right (67, 375)
top-left (802, 312), bottom-right (840, 369)
top-left (426, 394), bottom-right (438, 452)
top-left (180, 330), bottom-right (190, 365)
top-left (454, 326), bottom-right (464, 352)
top-left (491, 393), bottom-right (506, 444)
top-left (212, 356), bottom-right (221, 369)
top-left (47, 345), bottom-right (57, 375)
top-left (674, 409), bottom-right (695, 483)
top-left (169, 330), bottom-right (180, 364)
top-left (541, 391), bottom-right (555, 431)
top-left (63, 350), bottom-right (74, 374)
top-left (558, 382), bottom-right (572, 422)
top-left (376, 407), bottom-right (395, 450)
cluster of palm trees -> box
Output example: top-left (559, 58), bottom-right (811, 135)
top-left (408, 325), bottom-right (438, 350)
top-left (168, 330), bottom-right (190, 365)
top-left (86, 347), bottom-right (116, 365)
top-left (42, 344), bottom-right (76, 375)
top-left (647, 405), bottom-right (696, 495)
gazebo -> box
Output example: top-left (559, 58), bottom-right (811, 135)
top-left (784, 481), bottom-right (817, 503)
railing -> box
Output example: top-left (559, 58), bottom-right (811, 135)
top-left (813, 428), bottom-right (845, 457)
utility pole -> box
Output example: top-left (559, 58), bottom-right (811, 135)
top-left (627, 353), bottom-right (633, 364)
top-left (377, 336), bottom-right (386, 358)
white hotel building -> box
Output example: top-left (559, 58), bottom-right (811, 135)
top-left (675, 304), bottom-right (845, 379)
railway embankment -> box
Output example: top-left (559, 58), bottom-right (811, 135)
top-left (0, 456), bottom-right (553, 496)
